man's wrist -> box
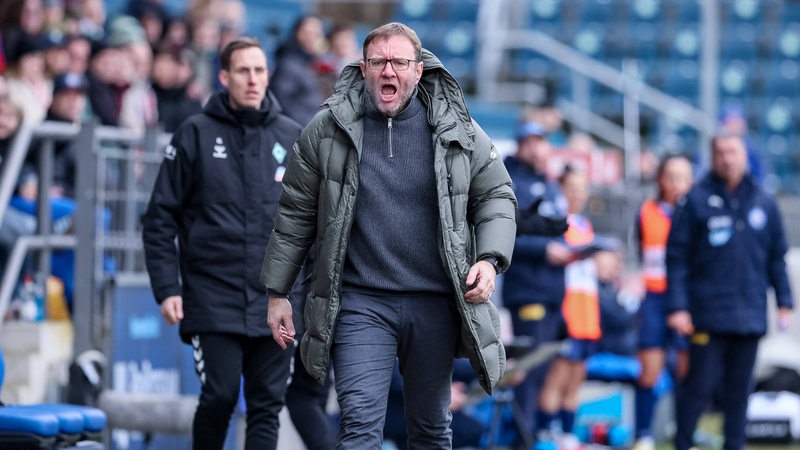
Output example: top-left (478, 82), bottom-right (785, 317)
top-left (479, 256), bottom-right (501, 274)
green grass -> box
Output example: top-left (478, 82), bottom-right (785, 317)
top-left (654, 413), bottom-right (800, 450)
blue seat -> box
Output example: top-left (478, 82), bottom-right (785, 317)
top-left (720, 24), bottom-right (759, 60)
top-left (668, 0), bottom-right (700, 24)
top-left (0, 347), bottom-right (106, 448)
top-left (442, 0), bottom-right (479, 22)
top-left (762, 59), bottom-right (800, 98)
top-left (577, 0), bottom-right (615, 24)
top-left (662, 58), bottom-right (700, 104)
top-left (30, 404), bottom-right (106, 438)
top-left (724, 0), bottom-right (763, 24)
top-left (572, 22), bottom-right (607, 58)
top-left (719, 59), bottom-right (751, 99)
top-left (528, 0), bottom-right (567, 26)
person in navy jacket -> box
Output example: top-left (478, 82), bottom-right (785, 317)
top-left (666, 132), bottom-right (793, 450)
top-left (501, 120), bottom-right (570, 436)
top-left (142, 38), bottom-right (302, 450)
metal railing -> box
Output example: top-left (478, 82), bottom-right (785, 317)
top-left (476, 0), bottom-right (718, 180)
top-left (0, 121), bottom-right (169, 350)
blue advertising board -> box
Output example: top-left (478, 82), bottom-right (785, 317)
top-left (109, 276), bottom-right (239, 450)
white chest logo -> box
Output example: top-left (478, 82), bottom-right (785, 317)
top-left (707, 195), bottom-right (724, 208)
top-left (213, 137), bottom-right (228, 159)
top-left (163, 144), bottom-right (176, 160)
top-left (748, 207), bottom-right (767, 230)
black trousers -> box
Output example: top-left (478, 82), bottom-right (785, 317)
top-left (190, 333), bottom-right (292, 450)
top-left (674, 333), bottom-right (759, 450)
top-left (285, 344), bottom-right (336, 450)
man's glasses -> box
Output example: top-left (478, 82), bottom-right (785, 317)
top-left (364, 57), bottom-right (419, 71)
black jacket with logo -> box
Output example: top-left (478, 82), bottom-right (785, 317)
top-left (143, 91), bottom-right (302, 342)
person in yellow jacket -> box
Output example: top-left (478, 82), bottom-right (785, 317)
top-left (536, 167), bottom-right (602, 439)
top-left (632, 154), bottom-right (693, 450)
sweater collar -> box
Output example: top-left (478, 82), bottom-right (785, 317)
top-left (363, 87), bottom-right (424, 121)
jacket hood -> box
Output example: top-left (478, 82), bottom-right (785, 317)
top-left (325, 48), bottom-right (476, 151)
top-left (203, 90), bottom-right (284, 126)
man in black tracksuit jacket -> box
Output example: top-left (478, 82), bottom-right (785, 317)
top-left (666, 132), bottom-right (793, 450)
top-left (142, 38), bottom-right (302, 450)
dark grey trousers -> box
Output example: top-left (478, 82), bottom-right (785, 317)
top-left (332, 290), bottom-right (459, 450)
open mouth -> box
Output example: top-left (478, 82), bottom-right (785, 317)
top-left (380, 84), bottom-right (397, 101)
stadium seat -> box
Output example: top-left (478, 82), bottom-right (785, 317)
top-left (719, 59), bottom-right (751, 99)
top-left (576, 0), bottom-right (615, 25)
top-left (758, 97), bottom-right (795, 137)
top-left (395, 0), bottom-right (433, 21)
top-left (668, 26), bottom-right (701, 60)
top-left (776, 24), bottom-right (800, 59)
top-left (762, 59), bottom-right (800, 98)
top-left (720, 23), bottom-right (759, 60)
top-left (724, 0), bottom-right (763, 24)
top-left (572, 23), bottom-right (606, 58)
top-left (442, 0), bottom-right (480, 22)
top-left (527, 0), bottom-right (573, 42)
top-left (668, 0), bottom-right (700, 24)
top-left (0, 347), bottom-right (106, 449)
top-left (662, 59), bottom-right (699, 104)
top-left (628, 0), bottom-right (663, 24)
top-left (509, 49), bottom-right (555, 80)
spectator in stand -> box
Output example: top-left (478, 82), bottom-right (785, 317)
top-left (42, 0), bottom-right (65, 32)
top-left (269, 14), bottom-right (326, 126)
top-left (41, 30), bottom-right (71, 78)
top-left (64, 33), bottom-right (90, 75)
top-left (536, 167), bottom-right (601, 439)
top-left (128, 1), bottom-right (168, 50)
top-left (160, 16), bottom-right (191, 54)
top-left (632, 154), bottom-right (693, 450)
top-left (188, 16), bottom-right (221, 100)
top-left (0, 0), bottom-right (44, 74)
top-left (501, 120), bottom-right (569, 438)
top-left (316, 21), bottom-right (361, 98)
top-left (13, 0), bottom-right (46, 35)
top-left (667, 133), bottom-right (793, 450)
top-left (36, 72), bottom-right (88, 197)
top-left (85, 39), bottom-right (124, 126)
top-left (106, 15), bottom-right (158, 133)
top-left (5, 34), bottom-right (52, 125)
top-left (151, 48), bottom-right (202, 133)
top-left (0, 94), bottom-right (23, 165)
top-left (566, 131), bottom-right (597, 155)
top-left (0, 93), bottom-right (25, 267)
top-left (70, 0), bottom-right (105, 40)
top-left (520, 102), bottom-right (567, 148)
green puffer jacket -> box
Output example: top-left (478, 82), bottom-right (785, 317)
top-left (261, 49), bottom-right (517, 394)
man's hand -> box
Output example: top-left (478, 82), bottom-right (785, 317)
top-left (160, 295), bottom-right (184, 324)
top-left (517, 198), bottom-right (569, 236)
top-left (465, 261), bottom-right (496, 304)
top-left (778, 307), bottom-right (793, 331)
top-left (667, 310), bottom-right (695, 336)
top-left (450, 382), bottom-right (468, 411)
top-left (545, 242), bottom-right (573, 266)
top-left (268, 296), bottom-right (295, 350)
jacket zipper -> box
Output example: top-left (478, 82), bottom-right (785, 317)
top-left (387, 117), bottom-right (393, 158)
